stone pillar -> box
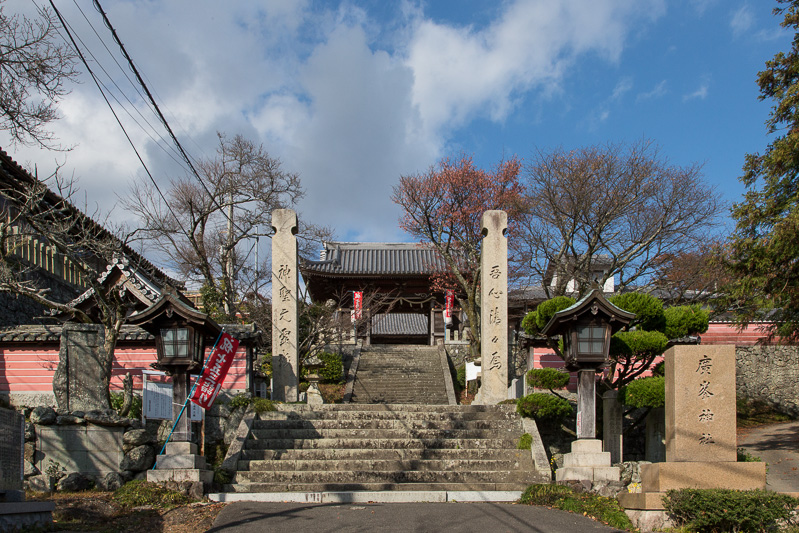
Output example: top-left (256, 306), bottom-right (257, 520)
top-left (577, 369), bottom-right (596, 439)
top-left (271, 209), bottom-right (299, 402)
top-left (665, 345), bottom-right (736, 462)
top-left (479, 210), bottom-right (508, 405)
top-left (171, 373), bottom-right (191, 442)
top-left (645, 407), bottom-right (666, 462)
top-left (54, 323), bottom-right (110, 412)
top-left (603, 389), bottom-right (623, 464)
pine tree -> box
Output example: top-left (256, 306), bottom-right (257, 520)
top-left (723, 0), bottom-right (799, 340)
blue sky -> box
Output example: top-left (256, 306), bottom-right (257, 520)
top-left (3, 0), bottom-right (791, 252)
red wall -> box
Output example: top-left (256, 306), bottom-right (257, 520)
top-left (0, 343), bottom-right (248, 394)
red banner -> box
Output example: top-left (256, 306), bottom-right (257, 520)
top-left (352, 291), bottom-right (363, 321)
top-left (444, 290), bottom-right (454, 320)
top-left (190, 332), bottom-right (239, 410)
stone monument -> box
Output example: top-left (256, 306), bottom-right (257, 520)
top-left (619, 345), bottom-right (766, 517)
top-left (271, 209), bottom-right (300, 402)
top-left (478, 210), bottom-right (508, 405)
top-left (53, 323), bottom-right (111, 412)
top-left (0, 408), bottom-right (54, 530)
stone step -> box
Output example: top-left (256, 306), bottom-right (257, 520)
top-left (248, 427), bottom-right (520, 440)
top-left (239, 447), bottom-right (527, 462)
top-left (251, 418), bottom-right (521, 431)
top-left (232, 469), bottom-right (533, 485)
top-left (223, 482), bottom-right (532, 493)
top-left (261, 405), bottom-right (517, 418)
top-left (240, 458), bottom-right (529, 472)
top-left (270, 404), bottom-right (512, 413)
top-left (243, 437), bottom-right (518, 450)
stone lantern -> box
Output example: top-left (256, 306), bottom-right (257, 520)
top-left (540, 289), bottom-right (634, 439)
top-left (128, 292), bottom-right (221, 442)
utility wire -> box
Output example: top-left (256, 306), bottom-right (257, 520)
top-left (91, 0), bottom-right (249, 241)
top-left (48, 0), bottom-right (192, 241)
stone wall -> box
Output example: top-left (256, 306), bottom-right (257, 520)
top-left (736, 345), bottom-right (799, 417)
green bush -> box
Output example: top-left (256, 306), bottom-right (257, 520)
top-left (517, 433), bottom-right (532, 450)
top-left (519, 484), bottom-right (633, 530)
top-left (317, 351), bottom-right (344, 383)
top-left (228, 393), bottom-right (253, 410)
top-left (516, 393), bottom-right (572, 423)
top-left (455, 364), bottom-right (466, 391)
top-left (526, 368), bottom-right (570, 390)
top-left (737, 448), bottom-right (762, 463)
top-left (663, 488), bottom-right (799, 533)
top-left (612, 330), bottom-right (669, 359)
top-left (110, 392), bottom-right (142, 420)
top-left (610, 292), bottom-right (666, 332)
top-left (251, 398), bottom-right (276, 413)
top-left (652, 360), bottom-right (665, 376)
top-left (521, 310), bottom-right (539, 335)
top-left (620, 376), bottom-right (665, 409)
top-left (532, 297), bottom-right (577, 331)
top-left (259, 353), bottom-right (272, 378)
top-left (112, 480), bottom-right (191, 509)
top-left (664, 304), bottom-right (709, 339)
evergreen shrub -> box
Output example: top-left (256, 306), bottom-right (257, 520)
top-left (516, 393), bottom-right (572, 422)
top-left (317, 351), bottom-right (344, 383)
top-left (663, 488), bottom-right (799, 533)
top-left (526, 368), bottom-right (570, 390)
top-left (620, 376), bottom-right (665, 409)
top-left (610, 292), bottom-right (666, 331)
top-left (663, 304), bottom-right (709, 340)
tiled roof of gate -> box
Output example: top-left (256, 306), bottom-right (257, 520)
top-left (371, 313), bottom-right (428, 336)
top-left (301, 242), bottom-right (446, 277)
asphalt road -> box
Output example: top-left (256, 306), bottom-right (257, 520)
top-left (738, 420), bottom-right (799, 494)
top-left (207, 501), bottom-right (624, 533)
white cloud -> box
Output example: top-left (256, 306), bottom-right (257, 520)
top-left (636, 80), bottom-right (668, 102)
top-left (684, 82), bottom-right (709, 101)
top-left (1, 0), bottom-right (668, 246)
top-left (690, 0), bottom-right (717, 16)
top-left (731, 5), bottom-right (754, 37)
top-left (612, 77), bottom-right (634, 100)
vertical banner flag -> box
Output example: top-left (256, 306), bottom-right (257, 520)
top-left (444, 290), bottom-right (454, 321)
top-left (190, 332), bottom-right (239, 409)
top-left (352, 291), bottom-right (363, 322)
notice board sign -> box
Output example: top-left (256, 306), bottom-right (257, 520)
top-left (142, 373), bottom-right (201, 421)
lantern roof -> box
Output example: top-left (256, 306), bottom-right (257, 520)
top-left (127, 291), bottom-right (221, 337)
top-left (540, 289), bottom-right (635, 337)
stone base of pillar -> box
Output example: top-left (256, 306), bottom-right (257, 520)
top-left (555, 439), bottom-right (620, 483)
top-left (147, 442), bottom-right (213, 497)
top-left (306, 381), bottom-right (324, 405)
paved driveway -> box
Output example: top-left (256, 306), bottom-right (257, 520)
top-left (738, 421), bottom-right (799, 494)
top-left (208, 501), bottom-right (624, 533)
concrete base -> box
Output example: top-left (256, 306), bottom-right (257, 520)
top-left (0, 501), bottom-right (55, 531)
top-left (624, 509), bottom-right (674, 532)
top-left (555, 439), bottom-right (620, 483)
top-left (147, 468), bottom-right (213, 485)
top-left (208, 490), bottom-right (522, 503)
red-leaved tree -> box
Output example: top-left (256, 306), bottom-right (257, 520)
top-left (392, 154), bottom-right (522, 358)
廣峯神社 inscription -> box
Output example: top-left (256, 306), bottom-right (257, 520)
top-left (665, 345), bottom-right (736, 462)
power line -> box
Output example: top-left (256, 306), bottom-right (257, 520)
top-left (48, 0), bottom-right (191, 241)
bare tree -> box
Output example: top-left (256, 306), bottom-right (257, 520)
top-left (0, 160), bottom-right (159, 408)
top-left (124, 132), bottom-right (331, 319)
top-left (0, 1), bottom-right (78, 147)
top-left (515, 139), bottom-right (722, 297)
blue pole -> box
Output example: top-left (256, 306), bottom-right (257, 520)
top-left (152, 330), bottom-right (224, 469)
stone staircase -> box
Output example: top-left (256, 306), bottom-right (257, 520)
top-left (223, 404), bottom-right (550, 493)
top-left (350, 344), bottom-right (449, 404)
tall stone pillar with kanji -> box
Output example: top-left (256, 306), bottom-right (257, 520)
top-left (271, 209), bottom-right (299, 402)
top-left (479, 210), bottom-right (508, 404)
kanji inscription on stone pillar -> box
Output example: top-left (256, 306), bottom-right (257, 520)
top-left (479, 210), bottom-right (508, 405)
top-left (271, 209), bottom-right (299, 402)
top-left (665, 345), bottom-right (737, 462)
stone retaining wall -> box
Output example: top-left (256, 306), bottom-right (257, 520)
top-left (736, 345), bottom-right (799, 417)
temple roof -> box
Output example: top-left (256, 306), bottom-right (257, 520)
top-left (371, 312), bottom-right (429, 336)
top-left (301, 242), bottom-right (447, 278)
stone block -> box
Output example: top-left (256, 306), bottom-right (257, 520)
top-left (36, 425), bottom-right (123, 475)
top-left (155, 454), bottom-right (206, 470)
top-left (146, 468), bottom-right (212, 484)
top-left (665, 345), bottom-right (737, 462)
top-left (479, 210), bottom-right (508, 405)
top-left (640, 461), bottom-right (766, 492)
top-left (562, 452), bottom-right (611, 467)
top-left (166, 442), bottom-right (197, 455)
top-left (571, 439), bottom-right (603, 453)
top-left (618, 491), bottom-right (666, 510)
